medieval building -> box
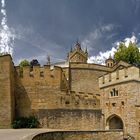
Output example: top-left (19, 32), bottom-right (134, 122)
top-left (0, 41), bottom-right (140, 139)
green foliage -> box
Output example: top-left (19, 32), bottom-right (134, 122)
top-left (12, 116), bottom-right (39, 129)
top-left (114, 42), bottom-right (140, 66)
top-left (18, 59), bottom-right (30, 77)
top-left (19, 59), bottom-right (30, 68)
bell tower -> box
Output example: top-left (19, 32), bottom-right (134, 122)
top-left (67, 41), bottom-right (88, 63)
top-left (105, 54), bottom-right (115, 67)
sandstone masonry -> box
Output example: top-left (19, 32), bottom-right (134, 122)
top-left (0, 42), bottom-right (139, 139)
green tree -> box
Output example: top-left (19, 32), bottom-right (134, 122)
top-left (19, 60), bottom-right (30, 77)
top-left (114, 42), bottom-right (140, 66)
top-left (19, 59), bottom-right (30, 68)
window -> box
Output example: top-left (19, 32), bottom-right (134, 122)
top-left (110, 88), bottom-right (119, 97)
top-left (110, 91), bottom-right (113, 96)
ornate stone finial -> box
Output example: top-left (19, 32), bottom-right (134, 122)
top-left (75, 39), bottom-right (81, 50)
top-left (47, 55), bottom-right (50, 65)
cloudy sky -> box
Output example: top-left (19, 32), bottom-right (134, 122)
top-left (2, 0), bottom-right (140, 64)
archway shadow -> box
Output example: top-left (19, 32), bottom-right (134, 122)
top-left (106, 114), bottom-right (123, 130)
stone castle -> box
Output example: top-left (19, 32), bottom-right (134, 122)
top-left (0, 41), bottom-right (140, 139)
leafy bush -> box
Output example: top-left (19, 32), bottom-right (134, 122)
top-left (12, 116), bottom-right (39, 129)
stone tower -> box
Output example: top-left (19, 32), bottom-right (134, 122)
top-left (105, 55), bottom-right (115, 67)
top-left (0, 55), bottom-right (15, 128)
top-left (67, 41), bottom-right (88, 63)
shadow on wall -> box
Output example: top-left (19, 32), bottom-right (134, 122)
top-left (106, 114), bottom-right (123, 130)
top-left (15, 80), bottom-right (32, 118)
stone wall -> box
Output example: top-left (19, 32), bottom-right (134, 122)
top-left (98, 65), bottom-right (140, 139)
top-left (70, 63), bottom-right (110, 94)
top-left (15, 65), bottom-right (68, 117)
top-left (99, 66), bottom-right (140, 88)
top-left (60, 91), bottom-right (100, 109)
top-left (32, 130), bottom-right (123, 140)
top-left (38, 109), bottom-right (103, 130)
top-left (37, 109), bottom-right (103, 130)
top-left (0, 55), bottom-right (15, 128)
top-left (14, 63), bottom-right (102, 116)
top-left (100, 80), bottom-right (140, 139)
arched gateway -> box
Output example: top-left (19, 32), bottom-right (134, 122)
top-left (106, 114), bottom-right (123, 130)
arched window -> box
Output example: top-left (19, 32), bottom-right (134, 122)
top-left (106, 114), bottom-right (123, 130)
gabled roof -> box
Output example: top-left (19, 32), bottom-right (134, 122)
top-left (112, 60), bottom-right (132, 71)
top-left (69, 50), bottom-right (87, 60)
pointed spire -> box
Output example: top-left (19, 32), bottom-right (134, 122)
top-left (75, 39), bottom-right (81, 50)
top-left (85, 46), bottom-right (88, 54)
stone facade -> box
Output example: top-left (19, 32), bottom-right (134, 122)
top-left (0, 42), bottom-right (140, 139)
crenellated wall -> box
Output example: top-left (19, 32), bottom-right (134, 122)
top-left (14, 63), bottom-right (101, 117)
top-left (99, 66), bottom-right (140, 139)
top-left (13, 62), bottom-right (104, 129)
top-left (14, 65), bottom-right (69, 117)
top-left (2, 53), bottom-right (140, 137)
top-left (99, 66), bottom-right (140, 88)
top-left (16, 65), bottom-right (67, 88)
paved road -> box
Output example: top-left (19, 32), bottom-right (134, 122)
top-left (0, 129), bottom-right (51, 140)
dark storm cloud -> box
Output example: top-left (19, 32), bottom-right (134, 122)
top-left (5, 0), bottom-right (140, 64)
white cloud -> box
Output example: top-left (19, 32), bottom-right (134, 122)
top-left (87, 47), bottom-right (116, 64)
top-left (88, 35), bottom-right (138, 65)
top-left (124, 35), bottom-right (137, 47)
